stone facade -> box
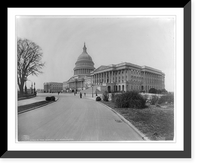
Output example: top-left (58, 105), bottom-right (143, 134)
top-left (63, 43), bottom-right (95, 92)
top-left (63, 43), bottom-right (165, 93)
top-left (44, 82), bottom-right (63, 93)
top-left (91, 62), bottom-right (165, 93)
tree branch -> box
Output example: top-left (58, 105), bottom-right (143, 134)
top-left (17, 38), bottom-right (45, 93)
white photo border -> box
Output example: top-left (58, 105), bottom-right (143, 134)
top-left (7, 7), bottom-right (185, 154)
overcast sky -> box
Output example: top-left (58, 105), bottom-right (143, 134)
top-left (16, 16), bottom-right (175, 91)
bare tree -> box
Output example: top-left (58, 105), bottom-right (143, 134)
top-left (17, 38), bottom-right (45, 94)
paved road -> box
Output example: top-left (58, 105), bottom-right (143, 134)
top-left (18, 93), bottom-right (143, 141)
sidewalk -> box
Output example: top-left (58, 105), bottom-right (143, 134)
top-left (18, 96), bottom-right (59, 106)
top-left (18, 96), bottom-right (59, 114)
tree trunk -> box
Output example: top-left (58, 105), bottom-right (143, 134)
top-left (19, 84), bottom-right (24, 94)
top-left (19, 80), bottom-right (24, 95)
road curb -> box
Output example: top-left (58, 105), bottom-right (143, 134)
top-left (99, 102), bottom-right (150, 141)
top-left (18, 97), bottom-right (59, 114)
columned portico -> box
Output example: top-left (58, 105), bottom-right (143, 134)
top-left (91, 62), bottom-right (165, 93)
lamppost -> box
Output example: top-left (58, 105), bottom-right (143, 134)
top-left (25, 82), bottom-right (27, 94)
top-left (24, 77), bottom-right (27, 94)
top-left (34, 82), bottom-right (36, 95)
top-left (31, 82), bottom-right (33, 94)
top-left (91, 83), bottom-right (94, 97)
top-left (25, 79), bottom-right (32, 94)
top-left (82, 78), bottom-right (84, 90)
top-left (75, 79), bottom-right (77, 94)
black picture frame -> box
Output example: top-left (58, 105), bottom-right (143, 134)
top-left (2, 2), bottom-right (191, 158)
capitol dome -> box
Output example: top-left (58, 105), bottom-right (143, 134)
top-left (74, 43), bottom-right (95, 76)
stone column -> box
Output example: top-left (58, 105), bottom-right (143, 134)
top-left (108, 72), bottom-right (109, 83)
top-left (111, 71), bottom-right (114, 83)
top-left (97, 73), bottom-right (99, 85)
top-left (110, 71), bottom-right (111, 83)
top-left (110, 71), bottom-right (112, 83)
top-left (101, 72), bottom-right (102, 84)
top-left (107, 71), bottom-right (109, 83)
top-left (98, 73), bottom-right (100, 85)
top-left (105, 72), bottom-right (107, 83)
top-left (113, 71), bottom-right (115, 83)
top-left (99, 73), bottom-right (101, 85)
top-left (109, 71), bottom-right (111, 83)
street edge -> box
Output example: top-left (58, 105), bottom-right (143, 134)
top-left (99, 102), bottom-right (150, 141)
top-left (18, 97), bottom-right (59, 114)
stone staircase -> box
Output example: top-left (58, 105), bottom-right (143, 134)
top-left (80, 85), bottom-right (105, 94)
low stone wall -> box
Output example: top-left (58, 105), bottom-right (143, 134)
top-left (139, 92), bottom-right (164, 100)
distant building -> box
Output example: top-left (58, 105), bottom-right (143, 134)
top-left (63, 43), bottom-right (165, 93)
top-left (36, 89), bottom-right (44, 93)
top-left (44, 82), bottom-right (63, 93)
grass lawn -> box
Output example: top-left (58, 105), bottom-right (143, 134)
top-left (101, 101), bottom-right (174, 141)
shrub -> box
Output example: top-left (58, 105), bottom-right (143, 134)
top-left (114, 91), bottom-right (146, 109)
top-left (111, 93), bottom-right (115, 102)
top-left (129, 99), bottom-right (146, 109)
top-left (167, 94), bottom-right (174, 103)
top-left (150, 95), bottom-right (159, 105)
top-left (96, 96), bottom-right (101, 101)
top-left (102, 91), bottom-right (109, 101)
top-left (149, 88), bottom-right (157, 94)
top-left (161, 89), bottom-right (168, 94)
top-left (158, 94), bottom-right (174, 104)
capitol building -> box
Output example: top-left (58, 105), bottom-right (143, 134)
top-left (63, 43), bottom-right (165, 93)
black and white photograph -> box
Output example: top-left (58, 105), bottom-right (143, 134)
top-left (1, 1), bottom-right (195, 163)
top-left (3, 2), bottom-right (193, 160)
top-left (16, 15), bottom-right (175, 142)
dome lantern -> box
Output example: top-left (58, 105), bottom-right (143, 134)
top-left (83, 42), bottom-right (87, 53)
